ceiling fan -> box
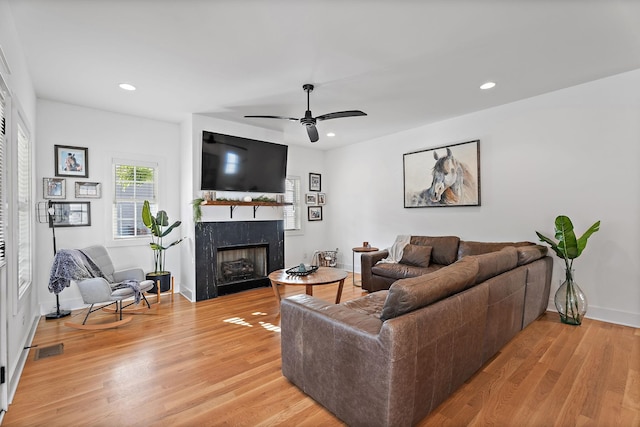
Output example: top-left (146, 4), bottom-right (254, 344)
top-left (245, 84), bottom-right (367, 143)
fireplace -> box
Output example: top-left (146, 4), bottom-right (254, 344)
top-left (195, 220), bottom-right (284, 300)
top-left (217, 244), bottom-right (267, 284)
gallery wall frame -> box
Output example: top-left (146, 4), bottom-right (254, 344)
top-left (305, 193), bottom-right (317, 204)
top-left (43, 177), bottom-right (66, 199)
top-left (309, 172), bottom-right (321, 191)
top-left (403, 139), bottom-right (481, 208)
top-left (55, 145), bottom-right (88, 178)
top-left (75, 181), bottom-right (101, 198)
top-left (48, 201), bottom-right (91, 227)
top-left (317, 193), bottom-right (326, 205)
top-left (308, 206), bottom-right (323, 221)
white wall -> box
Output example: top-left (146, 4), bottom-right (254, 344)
top-left (326, 69), bottom-right (640, 327)
top-left (35, 100), bottom-right (181, 312)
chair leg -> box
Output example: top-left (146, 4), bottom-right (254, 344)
top-left (82, 304), bottom-right (95, 325)
top-left (82, 302), bottom-right (117, 324)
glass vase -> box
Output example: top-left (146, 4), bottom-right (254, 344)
top-left (554, 269), bottom-right (587, 325)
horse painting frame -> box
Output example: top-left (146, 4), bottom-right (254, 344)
top-left (403, 140), bottom-right (480, 208)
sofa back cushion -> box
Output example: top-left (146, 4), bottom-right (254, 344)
top-left (457, 240), bottom-right (533, 259)
top-left (516, 245), bottom-right (548, 265)
top-left (410, 236), bottom-right (460, 265)
top-left (472, 247), bottom-right (519, 284)
top-left (399, 244), bottom-right (432, 268)
top-left (380, 256), bottom-right (478, 321)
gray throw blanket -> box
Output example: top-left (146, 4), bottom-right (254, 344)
top-left (113, 280), bottom-right (143, 304)
top-left (48, 249), bottom-right (104, 294)
top-left (48, 249), bottom-right (143, 304)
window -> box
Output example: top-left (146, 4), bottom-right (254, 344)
top-left (17, 120), bottom-right (31, 296)
top-left (284, 176), bottom-right (301, 231)
top-left (113, 161), bottom-right (157, 239)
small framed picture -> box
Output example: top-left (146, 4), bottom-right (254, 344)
top-left (317, 193), bottom-right (326, 205)
top-left (48, 202), bottom-right (91, 227)
top-left (306, 193), bottom-right (317, 204)
top-left (43, 178), bottom-right (66, 199)
top-left (55, 145), bottom-right (88, 178)
top-left (309, 172), bottom-right (321, 192)
top-left (75, 181), bottom-right (101, 198)
top-left (308, 206), bottom-right (323, 221)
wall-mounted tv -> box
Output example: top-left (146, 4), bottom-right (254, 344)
top-left (201, 131), bottom-right (288, 193)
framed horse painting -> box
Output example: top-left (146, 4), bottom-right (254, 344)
top-left (403, 139), bottom-right (481, 208)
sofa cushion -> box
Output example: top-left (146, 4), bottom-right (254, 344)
top-left (341, 290), bottom-right (388, 318)
top-left (516, 245), bottom-right (548, 265)
top-left (399, 244), bottom-right (432, 268)
top-left (380, 256), bottom-right (479, 321)
top-left (371, 262), bottom-right (443, 280)
top-left (472, 247), bottom-right (519, 284)
top-left (457, 240), bottom-right (533, 259)
top-left (411, 236), bottom-right (460, 265)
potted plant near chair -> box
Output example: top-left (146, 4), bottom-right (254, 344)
top-left (142, 200), bottom-right (185, 293)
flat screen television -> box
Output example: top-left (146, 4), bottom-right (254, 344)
top-left (201, 131), bottom-right (288, 193)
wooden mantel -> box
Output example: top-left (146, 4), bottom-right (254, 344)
top-left (201, 200), bottom-right (292, 218)
top-left (201, 200), bottom-right (291, 207)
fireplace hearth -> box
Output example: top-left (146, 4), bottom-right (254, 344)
top-left (195, 220), bottom-right (284, 300)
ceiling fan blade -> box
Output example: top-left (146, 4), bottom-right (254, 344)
top-left (244, 115), bottom-right (299, 122)
top-left (316, 110), bottom-right (367, 121)
top-left (306, 124), bottom-right (319, 143)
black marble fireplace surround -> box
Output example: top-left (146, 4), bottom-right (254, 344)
top-left (195, 220), bottom-right (284, 300)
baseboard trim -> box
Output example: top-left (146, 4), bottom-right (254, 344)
top-left (546, 300), bottom-right (639, 328)
top-left (8, 315), bottom-right (38, 404)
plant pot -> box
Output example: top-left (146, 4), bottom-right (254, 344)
top-left (146, 271), bottom-right (172, 293)
top-left (554, 269), bottom-right (587, 325)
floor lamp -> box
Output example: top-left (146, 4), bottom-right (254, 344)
top-left (45, 200), bottom-right (70, 319)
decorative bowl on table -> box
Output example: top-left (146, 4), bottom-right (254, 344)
top-left (285, 264), bottom-right (318, 276)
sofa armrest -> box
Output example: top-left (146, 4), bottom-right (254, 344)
top-left (281, 294), bottom-right (384, 337)
top-left (113, 268), bottom-right (145, 282)
top-left (281, 294), bottom-right (388, 425)
top-left (360, 249), bottom-right (388, 290)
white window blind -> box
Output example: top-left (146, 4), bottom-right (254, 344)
top-left (113, 161), bottom-right (157, 238)
top-left (284, 176), bottom-right (301, 231)
top-left (0, 88), bottom-right (5, 265)
top-left (17, 121), bottom-right (31, 295)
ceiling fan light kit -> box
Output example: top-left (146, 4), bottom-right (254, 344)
top-left (245, 83), bottom-right (367, 143)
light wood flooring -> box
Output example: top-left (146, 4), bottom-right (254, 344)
top-left (4, 274), bottom-right (639, 426)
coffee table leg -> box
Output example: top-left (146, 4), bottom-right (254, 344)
top-left (271, 280), bottom-right (281, 302)
top-left (335, 279), bottom-right (345, 304)
top-left (305, 285), bottom-right (313, 296)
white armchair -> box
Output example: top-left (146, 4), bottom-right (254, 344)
top-left (64, 245), bottom-right (155, 330)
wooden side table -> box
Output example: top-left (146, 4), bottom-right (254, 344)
top-left (352, 246), bottom-right (379, 286)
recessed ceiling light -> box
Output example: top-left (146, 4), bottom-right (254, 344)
top-left (326, 132), bottom-right (336, 137)
top-left (119, 83), bottom-right (136, 91)
top-left (480, 81), bottom-right (496, 90)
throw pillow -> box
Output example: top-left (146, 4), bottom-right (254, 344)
top-left (399, 244), bottom-right (432, 268)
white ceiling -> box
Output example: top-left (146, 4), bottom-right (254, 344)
top-left (7, 0), bottom-right (640, 150)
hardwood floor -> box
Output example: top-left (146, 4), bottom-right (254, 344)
top-left (4, 274), bottom-right (639, 426)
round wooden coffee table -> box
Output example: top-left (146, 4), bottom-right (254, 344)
top-left (269, 267), bottom-right (348, 305)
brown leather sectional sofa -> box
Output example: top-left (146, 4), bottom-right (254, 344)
top-left (280, 236), bottom-right (552, 427)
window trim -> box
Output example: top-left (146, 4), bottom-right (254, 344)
top-left (284, 175), bottom-right (303, 236)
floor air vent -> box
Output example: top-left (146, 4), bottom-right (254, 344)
top-left (34, 343), bottom-right (64, 360)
